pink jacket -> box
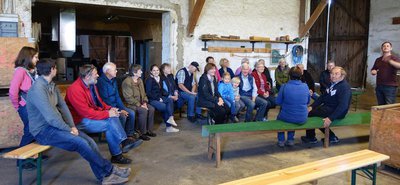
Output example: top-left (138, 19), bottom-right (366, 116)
top-left (9, 67), bottom-right (34, 110)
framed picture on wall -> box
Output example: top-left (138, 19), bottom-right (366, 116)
top-left (271, 49), bottom-right (284, 65)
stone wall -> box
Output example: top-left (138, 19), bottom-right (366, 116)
top-left (367, 0), bottom-right (400, 86)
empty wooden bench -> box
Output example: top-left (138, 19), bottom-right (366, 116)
top-left (202, 112), bottom-right (371, 167)
top-left (220, 149), bottom-right (389, 185)
top-left (2, 142), bottom-right (51, 185)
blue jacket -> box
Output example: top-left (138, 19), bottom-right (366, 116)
top-left (218, 82), bottom-right (234, 102)
top-left (276, 80), bottom-right (310, 124)
top-left (96, 74), bottom-right (126, 110)
top-left (311, 79), bottom-right (351, 121)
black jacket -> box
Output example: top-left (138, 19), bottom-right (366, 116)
top-left (301, 70), bottom-right (315, 92)
top-left (145, 76), bottom-right (166, 101)
top-left (197, 73), bottom-right (221, 109)
top-left (319, 70), bottom-right (331, 94)
top-left (311, 79), bottom-right (351, 121)
top-left (160, 74), bottom-right (178, 96)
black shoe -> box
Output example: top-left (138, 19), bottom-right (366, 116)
top-left (321, 136), bottom-right (340, 144)
top-left (300, 136), bottom-right (318, 144)
top-left (188, 116), bottom-right (197, 123)
top-left (139, 134), bottom-right (151, 141)
top-left (111, 155), bottom-right (132, 164)
top-left (196, 114), bottom-right (207, 120)
top-left (121, 138), bottom-right (143, 153)
top-left (145, 131), bottom-right (157, 137)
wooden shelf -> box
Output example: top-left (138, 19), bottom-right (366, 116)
top-left (200, 37), bottom-right (296, 44)
top-left (200, 37), bottom-right (297, 52)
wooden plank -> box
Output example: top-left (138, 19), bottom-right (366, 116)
top-left (220, 150), bottom-right (389, 185)
top-left (299, 0), bottom-right (328, 38)
top-left (201, 37), bottom-right (296, 44)
top-left (187, 0), bottom-right (206, 36)
top-left (3, 143), bottom-right (51, 160)
top-left (299, 0), bottom-right (306, 33)
top-left (393, 17), bottom-right (400, 24)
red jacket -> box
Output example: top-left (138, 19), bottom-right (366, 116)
top-left (65, 78), bottom-right (111, 124)
top-left (251, 71), bottom-right (271, 96)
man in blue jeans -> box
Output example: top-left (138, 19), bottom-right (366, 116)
top-left (238, 63), bottom-right (268, 122)
top-left (175, 61), bottom-right (204, 122)
top-left (371, 41), bottom-right (400, 105)
top-left (96, 62), bottom-right (137, 139)
top-left (26, 59), bottom-right (131, 184)
top-left (66, 64), bottom-right (142, 164)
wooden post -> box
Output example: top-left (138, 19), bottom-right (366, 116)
top-left (393, 17), bottom-right (400, 24)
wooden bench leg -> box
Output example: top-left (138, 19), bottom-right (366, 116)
top-left (310, 180), bottom-right (318, 185)
top-left (216, 133), bottom-right (221, 168)
top-left (18, 161), bottom-right (23, 185)
top-left (351, 163), bottom-right (378, 185)
top-left (324, 127), bottom-right (330, 148)
top-left (208, 134), bottom-right (215, 160)
top-left (37, 153), bottom-right (43, 185)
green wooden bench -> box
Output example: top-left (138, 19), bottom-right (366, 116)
top-left (2, 143), bottom-right (51, 185)
top-left (202, 112), bottom-right (371, 167)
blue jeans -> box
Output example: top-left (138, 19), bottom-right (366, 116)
top-left (376, 85), bottom-right (397, 105)
top-left (277, 131), bottom-right (295, 142)
top-left (177, 91), bottom-right (202, 117)
top-left (240, 96), bottom-right (268, 121)
top-left (150, 98), bottom-right (174, 127)
top-left (77, 117), bottom-right (127, 156)
top-left (223, 98), bottom-right (236, 115)
top-left (119, 108), bottom-right (136, 137)
top-left (17, 105), bottom-right (36, 165)
top-left (17, 105), bottom-right (35, 147)
top-left (34, 125), bottom-right (112, 181)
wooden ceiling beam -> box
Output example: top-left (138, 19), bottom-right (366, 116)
top-left (187, 0), bottom-right (206, 37)
top-left (299, 0), bottom-right (328, 38)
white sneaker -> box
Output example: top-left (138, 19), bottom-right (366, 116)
top-left (167, 117), bottom-right (177, 126)
top-left (166, 126), bottom-right (179, 133)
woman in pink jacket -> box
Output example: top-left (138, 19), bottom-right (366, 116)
top-left (9, 46), bottom-right (39, 170)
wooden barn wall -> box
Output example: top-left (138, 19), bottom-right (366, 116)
top-left (307, 0), bottom-right (370, 87)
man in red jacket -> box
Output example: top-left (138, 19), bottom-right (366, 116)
top-left (65, 64), bottom-right (142, 164)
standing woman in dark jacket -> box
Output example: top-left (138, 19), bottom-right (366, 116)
top-left (198, 63), bottom-right (229, 124)
top-left (218, 58), bottom-right (234, 79)
top-left (145, 64), bottom-right (179, 133)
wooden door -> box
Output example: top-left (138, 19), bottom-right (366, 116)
top-left (307, 0), bottom-right (370, 87)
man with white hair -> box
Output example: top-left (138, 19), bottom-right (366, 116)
top-left (238, 63), bottom-right (268, 122)
top-left (301, 67), bottom-right (351, 144)
top-left (97, 62), bottom-right (138, 140)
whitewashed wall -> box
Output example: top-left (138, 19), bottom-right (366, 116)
top-left (367, 0), bottom-right (400, 86)
top-left (24, 0), bottom-right (307, 84)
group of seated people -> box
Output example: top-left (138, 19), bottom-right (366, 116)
top-left (10, 45), bottom-right (351, 184)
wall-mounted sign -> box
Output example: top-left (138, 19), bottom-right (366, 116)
top-left (0, 21), bottom-right (17, 37)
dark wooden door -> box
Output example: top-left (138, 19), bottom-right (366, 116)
top-left (307, 0), bottom-right (370, 87)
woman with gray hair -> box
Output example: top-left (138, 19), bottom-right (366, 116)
top-left (274, 58), bottom-right (290, 91)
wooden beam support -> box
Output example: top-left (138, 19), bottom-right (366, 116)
top-left (393, 17), bottom-right (400, 24)
top-left (187, 0), bottom-right (206, 37)
top-left (299, 0), bottom-right (328, 38)
top-left (299, 0), bottom-right (306, 33)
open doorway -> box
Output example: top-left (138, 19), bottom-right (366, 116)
top-left (32, 1), bottom-right (163, 82)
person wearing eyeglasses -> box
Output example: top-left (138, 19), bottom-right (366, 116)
top-left (65, 64), bottom-right (143, 165)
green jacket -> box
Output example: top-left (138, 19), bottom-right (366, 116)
top-left (275, 66), bottom-right (290, 86)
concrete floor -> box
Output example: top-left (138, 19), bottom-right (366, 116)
top-left (1, 90), bottom-right (400, 185)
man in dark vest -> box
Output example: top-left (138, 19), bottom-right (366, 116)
top-left (175, 62), bottom-right (203, 122)
top-left (238, 63), bottom-right (268, 122)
